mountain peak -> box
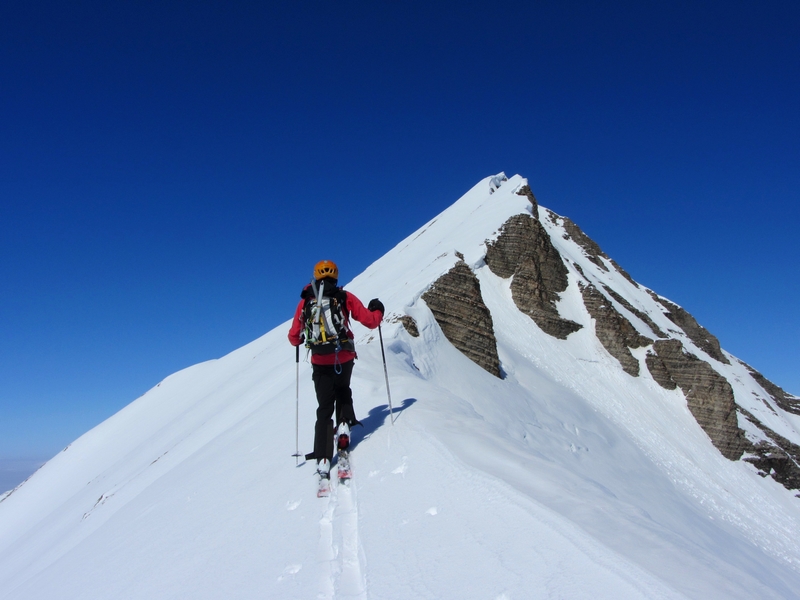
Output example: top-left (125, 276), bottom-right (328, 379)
top-left (369, 173), bottom-right (800, 492)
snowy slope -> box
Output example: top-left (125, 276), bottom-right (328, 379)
top-left (1, 175), bottom-right (799, 600)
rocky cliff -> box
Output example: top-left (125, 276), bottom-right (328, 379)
top-left (647, 339), bottom-right (748, 460)
top-left (485, 213), bottom-right (582, 339)
top-left (648, 292), bottom-right (729, 364)
top-left (421, 261), bottom-right (502, 378)
top-left (416, 178), bottom-right (799, 494)
top-left (581, 283), bottom-right (653, 377)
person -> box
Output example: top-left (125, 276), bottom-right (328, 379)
top-left (288, 260), bottom-right (384, 484)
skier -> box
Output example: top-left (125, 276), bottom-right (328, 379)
top-left (288, 260), bottom-right (384, 490)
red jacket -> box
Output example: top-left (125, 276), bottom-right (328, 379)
top-left (288, 287), bottom-right (383, 365)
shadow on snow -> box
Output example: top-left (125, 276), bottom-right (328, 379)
top-left (296, 398), bottom-right (417, 467)
top-left (350, 397), bottom-right (417, 451)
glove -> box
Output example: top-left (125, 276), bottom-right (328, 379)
top-left (368, 298), bottom-right (385, 314)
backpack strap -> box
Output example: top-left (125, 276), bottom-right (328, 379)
top-left (313, 279), bottom-right (332, 343)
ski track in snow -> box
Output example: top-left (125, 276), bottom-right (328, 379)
top-left (318, 492), bottom-right (336, 599)
top-left (318, 464), bottom-right (367, 600)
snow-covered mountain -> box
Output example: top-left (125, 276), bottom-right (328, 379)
top-left (2, 174), bottom-right (799, 600)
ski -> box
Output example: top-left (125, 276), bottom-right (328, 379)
top-left (337, 450), bottom-right (352, 482)
top-left (316, 458), bottom-right (332, 498)
top-left (317, 473), bottom-right (331, 498)
top-left (313, 427), bottom-right (352, 496)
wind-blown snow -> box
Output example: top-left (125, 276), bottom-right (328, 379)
top-left (1, 175), bottom-right (799, 599)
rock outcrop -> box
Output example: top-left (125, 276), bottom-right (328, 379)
top-left (581, 284), bottom-right (653, 376)
top-left (558, 216), bottom-right (638, 285)
top-left (561, 216), bottom-right (609, 272)
top-left (608, 258), bottom-right (638, 287)
top-left (602, 285), bottom-right (667, 339)
top-left (516, 184), bottom-right (539, 220)
top-left (742, 362), bottom-right (800, 416)
top-left (398, 315), bottom-right (419, 338)
top-left (422, 262), bottom-right (502, 378)
top-left (646, 340), bottom-right (748, 460)
top-left (485, 214), bottom-right (582, 339)
top-left (648, 292), bottom-right (729, 364)
top-left (739, 408), bottom-right (800, 490)
top-left (644, 347), bottom-right (677, 390)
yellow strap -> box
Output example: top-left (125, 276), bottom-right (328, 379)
top-left (319, 302), bottom-right (328, 342)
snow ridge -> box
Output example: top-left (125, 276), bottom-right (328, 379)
top-left (1, 174), bottom-right (800, 600)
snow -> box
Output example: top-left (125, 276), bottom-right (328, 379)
top-left (1, 175), bottom-right (799, 599)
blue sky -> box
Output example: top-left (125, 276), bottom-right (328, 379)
top-left (1, 1), bottom-right (798, 483)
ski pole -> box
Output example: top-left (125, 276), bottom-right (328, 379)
top-left (293, 345), bottom-right (302, 464)
top-left (378, 323), bottom-right (395, 425)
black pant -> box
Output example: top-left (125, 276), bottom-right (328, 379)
top-left (312, 360), bottom-right (357, 461)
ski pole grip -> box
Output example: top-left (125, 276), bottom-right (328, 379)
top-left (296, 344), bottom-right (300, 362)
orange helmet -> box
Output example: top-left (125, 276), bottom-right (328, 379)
top-left (314, 260), bottom-right (338, 280)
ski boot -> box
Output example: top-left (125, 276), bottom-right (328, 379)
top-left (336, 423), bottom-right (352, 481)
top-left (336, 422), bottom-right (351, 452)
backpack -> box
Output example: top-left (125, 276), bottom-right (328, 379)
top-left (303, 280), bottom-right (354, 355)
